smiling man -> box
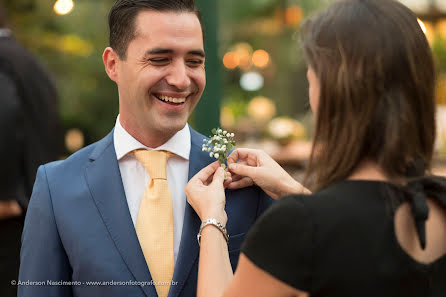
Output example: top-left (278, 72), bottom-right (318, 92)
top-left (105, 7), bottom-right (206, 148)
top-left (18, 1), bottom-right (273, 297)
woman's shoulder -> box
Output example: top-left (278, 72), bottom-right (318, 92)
top-left (258, 194), bottom-right (312, 227)
top-left (303, 180), bottom-right (397, 206)
top-left (279, 180), bottom-right (398, 229)
top-left (270, 194), bottom-right (309, 210)
top-left (242, 194), bottom-right (313, 247)
top-left (241, 195), bottom-right (314, 291)
top-left (256, 181), bottom-right (379, 224)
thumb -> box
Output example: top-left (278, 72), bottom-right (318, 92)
top-left (211, 167), bottom-right (225, 186)
top-left (228, 163), bottom-right (257, 179)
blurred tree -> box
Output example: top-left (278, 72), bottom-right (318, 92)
top-left (193, 0), bottom-right (221, 135)
top-left (4, 0), bottom-right (117, 146)
top-left (4, 0), bottom-right (331, 148)
top-left (218, 0), bottom-right (331, 127)
top-left (5, 0), bottom-right (445, 149)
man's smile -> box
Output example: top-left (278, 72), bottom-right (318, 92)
top-left (153, 92), bottom-right (192, 105)
top-left (158, 95), bottom-right (186, 104)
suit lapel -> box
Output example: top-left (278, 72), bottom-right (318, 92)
top-left (168, 127), bottom-right (213, 297)
top-left (84, 132), bottom-right (157, 297)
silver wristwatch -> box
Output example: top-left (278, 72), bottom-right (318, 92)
top-left (197, 218), bottom-right (229, 246)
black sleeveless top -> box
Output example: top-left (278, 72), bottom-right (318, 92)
top-left (241, 178), bottom-right (446, 297)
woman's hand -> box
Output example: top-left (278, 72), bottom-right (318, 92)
top-left (186, 161), bottom-right (228, 225)
top-left (227, 148), bottom-right (311, 199)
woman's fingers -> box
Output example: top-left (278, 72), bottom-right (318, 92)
top-left (211, 167), bottom-right (225, 186)
top-left (227, 177), bottom-right (254, 190)
top-left (229, 174), bottom-right (243, 183)
top-left (227, 148), bottom-right (259, 166)
top-left (227, 149), bottom-right (241, 165)
top-left (223, 176), bottom-right (233, 188)
top-left (191, 161), bottom-right (220, 184)
top-left (228, 163), bottom-right (258, 180)
top-left (223, 171), bottom-right (233, 188)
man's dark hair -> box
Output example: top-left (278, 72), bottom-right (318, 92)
top-left (109, 0), bottom-right (202, 60)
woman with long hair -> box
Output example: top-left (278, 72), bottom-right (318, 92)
top-left (185, 0), bottom-right (446, 296)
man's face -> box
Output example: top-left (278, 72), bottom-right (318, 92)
top-left (113, 10), bottom-right (205, 145)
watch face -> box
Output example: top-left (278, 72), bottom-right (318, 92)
top-left (197, 219), bottom-right (229, 246)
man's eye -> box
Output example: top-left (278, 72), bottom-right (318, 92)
top-left (187, 60), bottom-right (204, 67)
top-left (149, 58), bottom-right (169, 64)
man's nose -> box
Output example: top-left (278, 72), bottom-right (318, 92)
top-left (166, 62), bottom-right (191, 90)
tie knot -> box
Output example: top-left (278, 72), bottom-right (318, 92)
top-left (134, 150), bottom-right (173, 180)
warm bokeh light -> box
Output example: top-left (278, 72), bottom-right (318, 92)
top-left (260, 19), bottom-right (282, 35)
top-left (223, 52), bottom-right (239, 69)
top-left (234, 43), bottom-right (253, 70)
top-left (267, 117), bottom-right (306, 141)
top-left (437, 20), bottom-right (446, 40)
top-left (436, 75), bottom-right (446, 105)
top-left (252, 49), bottom-right (270, 68)
top-left (220, 107), bottom-right (235, 128)
top-left (435, 76), bottom-right (446, 153)
top-left (65, 128), bottom-right (84, 152)
top-left (247, 96), bottom-right (276, 121)
top-left (54, 0), bottom-right (74, 15)
top-left (60, 34), bottom-right (94, 56)
top-left (238, 54), bottom-right (252, 70)
top-left (285, 6), bottom-right (303, 26)
top-left (417, 19), bottom-right (434, 43)
top-left (417, 18), bottom-right (427, 34)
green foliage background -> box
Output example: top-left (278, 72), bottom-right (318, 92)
top-left (4, 0), bottom-right (117, 144)
top-left (3, 0), bottom-right (446, 147)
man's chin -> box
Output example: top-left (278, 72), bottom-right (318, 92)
top-left (156, 119), bottom-right (188, 135)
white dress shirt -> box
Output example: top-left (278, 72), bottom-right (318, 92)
top-left (113, 115), bottom-right (190, 266)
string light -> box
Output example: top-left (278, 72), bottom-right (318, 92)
top-left (252, 50), bottom-right (270, 68)
top-left (285, 6), bottom-right (303, 26)
top-left (54, 0), bottom-right (74, 16)
top-left (223, 52), bottom-right (239, 69)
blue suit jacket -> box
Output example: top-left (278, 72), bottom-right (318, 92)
top-left (18, 127), bottom-right (273, 297)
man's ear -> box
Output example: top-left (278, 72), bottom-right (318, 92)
top-left (103, 47), bottom-right (120, 83)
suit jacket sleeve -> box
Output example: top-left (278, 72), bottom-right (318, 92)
top-left (18, 165), bottom-right (73, 297)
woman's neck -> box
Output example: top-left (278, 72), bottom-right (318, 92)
top-left (347, 160), bottom-right (392, 182)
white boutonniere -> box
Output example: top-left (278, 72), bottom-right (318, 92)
top-left (202, 128), bottom-right (236, 174)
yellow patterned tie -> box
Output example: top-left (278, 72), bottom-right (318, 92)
top-left (134, 149), bottom-right (174, 297)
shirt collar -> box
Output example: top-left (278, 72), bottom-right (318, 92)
top-left (113, 115), bottom-right (191, 161)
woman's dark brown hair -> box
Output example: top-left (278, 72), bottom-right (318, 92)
top-left (300, 0), bottom-right (436, 191)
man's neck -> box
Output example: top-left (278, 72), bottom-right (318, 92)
top-left (119, 118), bottom-right (176, 148)
top-left (135, 132), bottom-right (174, 149)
